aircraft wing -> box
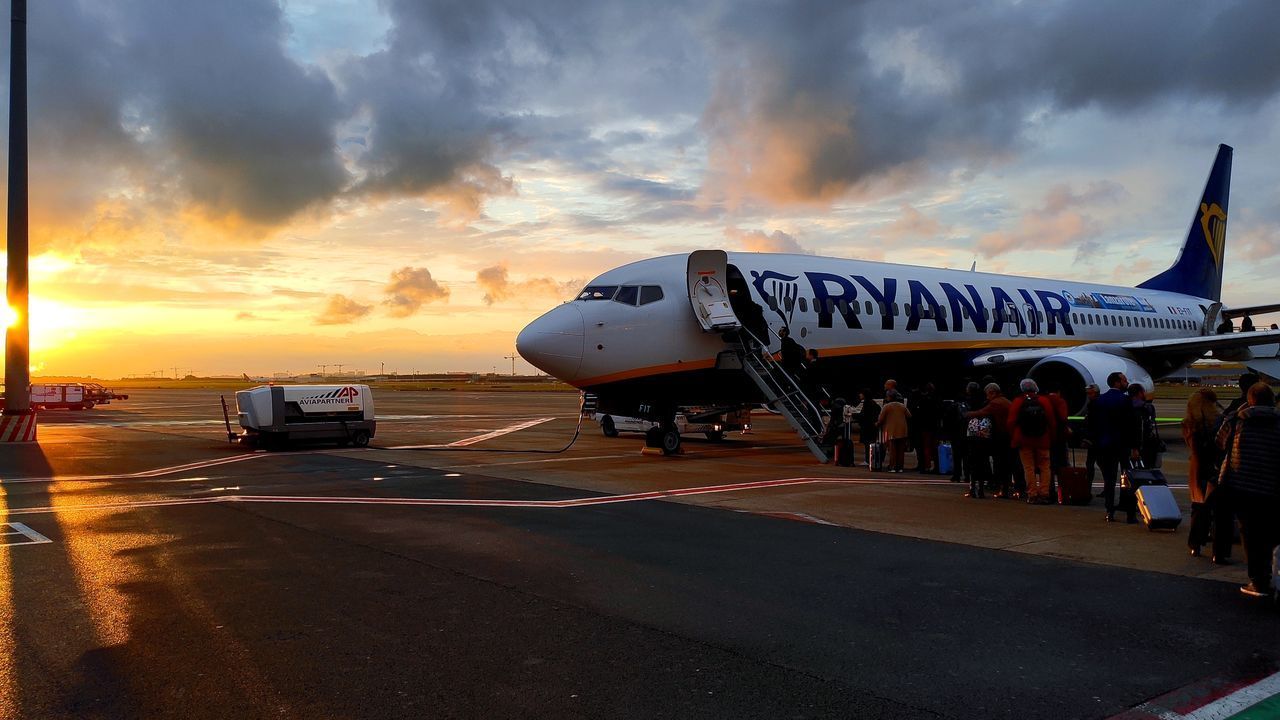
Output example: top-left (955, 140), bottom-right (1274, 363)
top-left (1222, 303), bottom-right (1280, 319)
top-left (970, 329), bottom-right (1280, 369)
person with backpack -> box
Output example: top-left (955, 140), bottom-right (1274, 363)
top-left (1128, 383), bottom-right (1164, 468)
top-left (1008, 378), bottom-right (1058, 504)
top-left (1216, 382), bottom-right (1280, 598)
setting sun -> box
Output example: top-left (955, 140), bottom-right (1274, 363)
top-left (2, 304), bottom-right (17, 328)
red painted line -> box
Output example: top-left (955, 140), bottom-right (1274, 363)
top-left (0, 475), bottom-right (953, 517)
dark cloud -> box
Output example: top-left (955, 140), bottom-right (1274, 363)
top-left (383, 267), bottom-right (449, 317)
top-left (700, 0), bottom-right (1280, 205)
top-left (316, 294), bottom-right (373, 325)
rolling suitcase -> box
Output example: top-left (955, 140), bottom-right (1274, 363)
top-left (834, 439), bottom-right (856, 467)
top-left (870, 438), bottom-right (886, 471)
top-left (1057, 449), bottom-right (1091, 505)
top-left (1119, 461), bottom-right (1165, 514)
top-left (938, 442), bottom-right (954, 475)
top-left (1136, 484), bottom-right (1181, 531)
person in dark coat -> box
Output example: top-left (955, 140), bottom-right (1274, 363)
top-left (1093, 371), bottom-right (1139, 522)
top-left (908, 383), bottom-right (941, 473)
top-left (1216, 383), bottom-right (1280, 598)
top-left (1224, 372), bottom-right (1260, 417)
top-left (940, 388), bottom-right (970, 484)
top-left (966, 383), bottom-right (1012, 498)
top-left (1128, 383), bottom-right (1163, 468)
top-left (856, 388), bottom-right (882, 467)
top-left (962, 382), bottom-right (989, 498)
top-left (777, 326), bottom-right (805, 374)
top-left (1081, 384), bottom-right (1101, 491)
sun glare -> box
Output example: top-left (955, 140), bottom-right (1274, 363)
top-left (2, 304), bottom-right (17, 328)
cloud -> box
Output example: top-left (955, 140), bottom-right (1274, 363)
top-left (976, 181), bottom-right (1126, 257)
top-left (724, 227), bottom-right (808, 254)
top-left (883, 205), bottom-right (951, 241)
top-left (383, 267), bottom-right (449, 317)
top-left (699, 0), bottom-right (1280, 206)
top-left (316, 294), bottom-right (373, 325)
top-left (476, 264), bottom-right (579, 305)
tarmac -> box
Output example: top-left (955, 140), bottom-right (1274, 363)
top-left (1, 388), bottom-right (1277, 719)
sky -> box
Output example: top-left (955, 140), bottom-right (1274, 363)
top-left (1, 0), bottom-right (1279, 378)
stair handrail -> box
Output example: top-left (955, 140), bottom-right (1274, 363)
top-left (737, 327), bottom-right (828, 438)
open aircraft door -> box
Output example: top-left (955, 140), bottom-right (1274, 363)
top-left (687, 250), bottom-right (742, 333)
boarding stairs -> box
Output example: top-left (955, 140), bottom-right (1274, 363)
top-left (736, 331), bottom-right (829, 463)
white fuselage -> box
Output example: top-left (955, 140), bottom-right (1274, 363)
top-left (517, 252), bottom-right (1209, 391)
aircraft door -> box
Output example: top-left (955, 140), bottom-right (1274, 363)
top-left (1004, 301), bottom-right (1022, 337)
top-left (687, 250), bottom-right (742, 333)
top-left (1024, 303), bottom-right (1040, 336)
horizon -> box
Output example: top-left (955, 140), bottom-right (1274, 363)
top-left (1, 0), bottom-right (1278, 378)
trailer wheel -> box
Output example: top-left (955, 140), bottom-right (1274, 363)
top-left (601, 415), bottom-right (619, 437)
top-left (83, 401), bottom-right (95, 410)
top-left (351, 430), bottom-right (371, 448)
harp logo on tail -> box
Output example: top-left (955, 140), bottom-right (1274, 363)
top-left (1200, 202), bottom-right (1227, 269)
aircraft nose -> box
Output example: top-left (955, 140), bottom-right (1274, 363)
top-left (517, 303), bottom-right (585, 381)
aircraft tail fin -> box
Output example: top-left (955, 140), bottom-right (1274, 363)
top-left (1136, 144), bottom-right (1232, 301)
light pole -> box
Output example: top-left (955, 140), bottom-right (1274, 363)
top-left (2, 0), bottom-right (34, 442)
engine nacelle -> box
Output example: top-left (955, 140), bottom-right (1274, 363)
top-left (1028, 349), bottom-right (1153, 413)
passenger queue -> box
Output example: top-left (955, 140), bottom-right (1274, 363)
top-left (809, 365), bottom-right (1280, 602)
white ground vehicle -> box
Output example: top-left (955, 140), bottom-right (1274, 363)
top-left (31, 383), bottom-right (91, 410)
top-left (597, 407), bottom-right (750, 444)
top-left (236, 384), bottom-right (376, 448)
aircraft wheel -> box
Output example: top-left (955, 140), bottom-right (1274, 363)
top-left (83, 401), bottom-right (95, 410)
top-left (644, 426), bottom-right (663, 448)
top-left (660, 427), bottom-right (681, 455)
top-left (351, 430), bottom-right (371, 448)
top-left (601, 415), bottom-right (619, 437)
top-left (704, 430), bottom-right (724, 442)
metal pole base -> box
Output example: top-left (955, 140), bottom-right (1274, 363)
top-left (0, 408), bottom-right (37, 442)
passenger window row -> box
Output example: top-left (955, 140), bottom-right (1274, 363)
top-left (576, 285), bottom-right (665, 306)
top-left (1069, 312), bottom-right (1196, 331)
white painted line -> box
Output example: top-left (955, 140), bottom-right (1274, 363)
top-left (0, 452), bottom-right (274, 485)
top-left (387, 417), bottom-right (555, 449)
top-left (1181, 670), bottom-right (1280, 720)
top-left (2, 522), bottom-right (53, 546)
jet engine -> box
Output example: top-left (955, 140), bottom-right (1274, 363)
top-left (1028, 349), bottom-right (1154, 413)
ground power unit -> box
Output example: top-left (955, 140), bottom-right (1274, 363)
top-left (235, 384), bottom-right (376, 448)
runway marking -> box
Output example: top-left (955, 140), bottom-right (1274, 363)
top-left (0, 476), bottom-right (949, 517)
top-left (0, 452), bottom-right (278, 484)
top-left (1116, 668), bottom-right (1280, 720)
top-left (387, 417), bottom-right (555, 449)
top-left (1, 522), bottom-right (53, 546)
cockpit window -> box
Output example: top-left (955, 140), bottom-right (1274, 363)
top-left (639, 285), bottom-right (664, 305)
top-left (577, 285), bottom-right (618, 301)
top-left (613, 285), bottom-right (639, 306)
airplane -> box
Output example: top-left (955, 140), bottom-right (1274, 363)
top-left (517, 144), bottom-right (1280, 459)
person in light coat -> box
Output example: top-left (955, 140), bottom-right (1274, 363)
top-left (1182, 388), bottom-right (1228, 560)
top-left (877, 390), bottom-right (912, 473)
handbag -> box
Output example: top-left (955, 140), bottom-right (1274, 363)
top-left (967, 416), bottom-right (992, 439)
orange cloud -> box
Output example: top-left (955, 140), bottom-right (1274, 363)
top-left (383, 267), bottom-right (449, 317)
top-left (316, 294), bottom-right (373, 325)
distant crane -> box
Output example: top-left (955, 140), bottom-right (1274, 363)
top-left (334, 363), bottom-right (345, 377)
top-left (503, 351), bottom-right (518, 376)
top-left (317, 364), bottom-right (328, 377)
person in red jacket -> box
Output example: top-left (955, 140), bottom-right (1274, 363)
top-left (1008, 378), bottom-right (1059, 505)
